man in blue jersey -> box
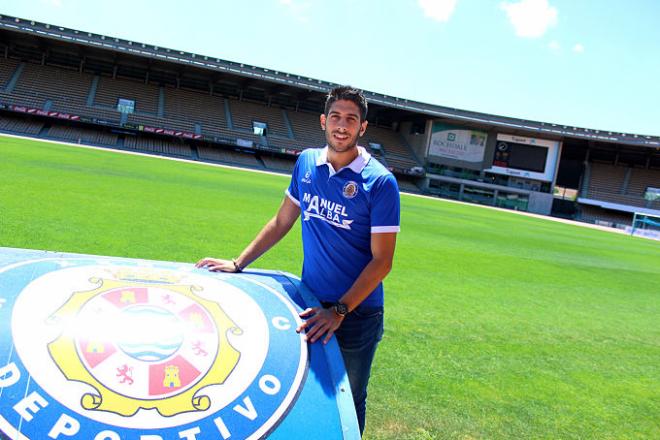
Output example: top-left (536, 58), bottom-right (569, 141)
top-left (196, 85), bottom-right (400, 435)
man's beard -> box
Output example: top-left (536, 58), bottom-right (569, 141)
top-left (325, 130), bottom-right (359, 153)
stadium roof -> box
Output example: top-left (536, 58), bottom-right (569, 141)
top-left (1, 14), bottom-right (658, 148)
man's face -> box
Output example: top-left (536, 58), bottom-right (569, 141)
top-left (320, 99), bottom-right (368, 153)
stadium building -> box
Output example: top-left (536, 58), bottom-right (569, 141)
top-left (1, 15), bottom-right (658, 231)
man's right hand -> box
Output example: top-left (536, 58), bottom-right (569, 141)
top-left (194, 196), bottom-right (300, 275)
top-left (195, 257), bottom-right (239, 272)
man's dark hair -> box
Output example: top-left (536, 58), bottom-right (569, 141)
top-left (324, 86), bottom-right (368, 122)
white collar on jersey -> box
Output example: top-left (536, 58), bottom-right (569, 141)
top-left (316, 146), bottom-right (371, 176)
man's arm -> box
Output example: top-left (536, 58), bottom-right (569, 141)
top-left (296, 232), bottom-right (397, 344)
top-left (196, 196), bottom-right (300, 272)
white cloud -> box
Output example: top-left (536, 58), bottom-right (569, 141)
top-left (548, 40), bottom-right (560, 51)
top-left (573, 43), bottom-right (585, 53)
top-left (278, 0), bottom-right (312, 23)
top-left (500, 0), bottom-right (558, 38)
top-left (418, 0), bottom-right (458, 23)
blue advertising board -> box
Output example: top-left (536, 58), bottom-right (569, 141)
top-left (0, 247), bottom-right (359, 439)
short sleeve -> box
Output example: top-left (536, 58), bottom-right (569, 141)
top-left (370, 174), bottom-right (400, 233)
top-left (285, 154), bottom-right (302, 206)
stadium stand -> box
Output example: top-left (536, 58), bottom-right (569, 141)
top-left (585, 163), bottom-right (659, 209)
top-left (0, 58), bottom-right (19, 86)
top-left (124, 136), bottom-right (192, 157)
top-left (260, 155), bottom-right (296, 173)
top-left (197, 146), bottom-right (263, 168)
top-left (587, 163), bottom-right (626, 197)
top-left (364, 146), bottom-right (388, 167)
top-left (285, 109), bottom-right (418, 169)
top-left (364, 125), bottom-right (418, 170)
top-left (0, 61), bottom-right (419, 172)
top-left (164, 87), bottom-right (231, 137)
top-left (1, 14), bottom-right (658, 228)
top-left (579, 205), bottom-right (634, 227)
top-left (628, 168), bottom-right (660, 197)
top-left (94, 76), bottom-right (159, 114)
top-left (47, 124), bottom-right (118, 146)
top-left (395, 178), bottom-right (420, 193)
top-left (287, 110), bottom-right (326, 146)
top-left (261, 135), bottom-right (302, 152)
top-left (0, 113), bottom-right (43, 135)
top-left (286, 111), bottom-right (394, 160)
top-left (124, 112), bottom-right (165, 130)
top-left (229, 100), bottom-right (291, 138)
top-left (2, 63), bottom-right (91, 115)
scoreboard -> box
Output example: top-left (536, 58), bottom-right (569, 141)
top-left (486, 134), bottom-right (561, 182)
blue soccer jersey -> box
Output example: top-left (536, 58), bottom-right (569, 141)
top-left (286, 146), bottom-right (400, 307)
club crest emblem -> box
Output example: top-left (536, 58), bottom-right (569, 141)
top-left (342, 181), bottom-right (359, 199)
top-left (47, 274), bottom-right (239, 417)
top-left (1, 259), bottom-right (308, 439)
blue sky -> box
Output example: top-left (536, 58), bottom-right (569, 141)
top-left (1, 0), bottom-right (659, 136)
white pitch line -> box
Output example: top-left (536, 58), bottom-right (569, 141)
top-left (0, 131), bottom-right (645, 238)
top-left (0, 131), bottom-right (292, 179)
top-left (402, 190), bottom-right (632, 235)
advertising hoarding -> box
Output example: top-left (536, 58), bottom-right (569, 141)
top-left (429, 122), bottom-right (488, 163)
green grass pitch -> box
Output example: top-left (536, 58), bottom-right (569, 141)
top-left (1, 136), bottom-right (658, 439)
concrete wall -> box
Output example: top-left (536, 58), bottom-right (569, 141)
top-left (528, 192), bottom-right (554, 215)
top-left (399, 120), bottom-right (431, 162)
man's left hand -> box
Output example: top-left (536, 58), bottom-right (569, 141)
top-left (296, 307), bottom-right (344, 344)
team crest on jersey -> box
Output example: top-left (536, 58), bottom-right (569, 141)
top-left (342, 181), bottom-right (359, 199)
top-left (1, 259), bottom-right (307, 439)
